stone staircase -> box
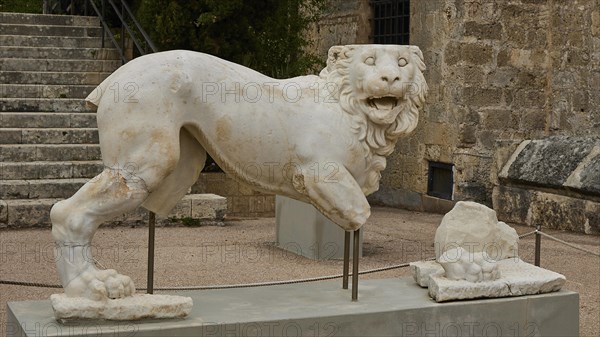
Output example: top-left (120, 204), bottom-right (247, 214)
top-left (0, 12), bottom-right (225, 228)
top-left (0, 12), bottom-right (114, 227)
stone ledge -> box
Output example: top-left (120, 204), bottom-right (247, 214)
top-left (493, 185), bottom-right (600, 234)
top-left (499, 136), bottom-right (600, 197)
top-left (0, 194), bottom-right (227, 228)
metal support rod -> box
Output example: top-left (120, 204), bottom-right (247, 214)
top-left (352, 228), bottom-right (360, 301)
top-left (147, 211), bottom-right (156, 294)
top-left (101, 0), bottom-right (105, 48)
top-left (342, 231), bottom-right (350, 289)
top-left (120, 0), bottom-right (125, 64)
top-left (534, 224), bottom-right (541, 267)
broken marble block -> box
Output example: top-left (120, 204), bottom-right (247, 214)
top-left (438, 247), bottom-right (501, 282)
top-left (50, 294), bottom-right (193, 321)
top-left (428, 259), bottom-right (566, 302)
top-left (410, 260), bottom-right (444, 287)
top-left (434, 201), bottom-right (519, 260)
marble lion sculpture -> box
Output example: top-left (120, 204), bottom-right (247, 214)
top-left (50, 45), bottom-right (428, 300)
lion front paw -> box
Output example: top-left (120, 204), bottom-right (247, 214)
top-left (65, 267), bottom-right (136, 301)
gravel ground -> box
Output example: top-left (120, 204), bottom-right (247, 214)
top-left (0, 207), bottom-right (598, 336)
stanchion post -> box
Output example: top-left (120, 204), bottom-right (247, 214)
top-left (147, 211), bottom-right (156, 294)
top-left (343, 231), bottom-right (350, 289)
top-left (534, 224), bottom-right (541, 267)
top-left (352, 228), bottom-right (360, 301)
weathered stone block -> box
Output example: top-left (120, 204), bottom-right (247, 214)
top-left (0, 199), bottom-right (7, 223)
top-left (492, 185), bottom-right (532, 225)
top-left (574, 150), bottom-right (600, 195)
top-left (462, 87), bottom-right (503, 107)
top-left (190, 194), bottom-right (227, 220)
top-left (530, 192), bottom-right (599, 234)
top-left (0, 129), bottom-right (21, 144)
top-left (461, 43), bottom-right (493, 65)
top-left (593, 10), bottom-right (600, 36)
top-left (513, 89), bottom-right (545, 109)
top-left (501, 136), bottom-right (599, 190)
top-left (445, 42), bottom-right (493, 66)
top-left (422, 195), bottom-right (455, 214)
top-left (459, 123), bottom-right (477, 145)
top-left (5, 199), bottom-right (54, 227)
top-left (367, 186), bottom-right (423, 211)
top-left (464, 21), bottom-right (502, 40)
top-left (166, 197), bottom-right (192, 219)
top-left (479, 109), bottom-right (514, 130)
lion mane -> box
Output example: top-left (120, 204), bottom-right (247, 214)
top-left (319, 45), bottom-right (428, 194)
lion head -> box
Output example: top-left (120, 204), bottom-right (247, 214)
top-left (319, 44), bottom-right (428, 193)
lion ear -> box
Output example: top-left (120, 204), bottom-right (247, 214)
top-left (409, 46), bottom-right (426, 72)
top-left (326, 45), bottom-right (351, 71)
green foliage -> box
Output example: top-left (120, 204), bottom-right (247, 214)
top-left (0, 0), bottom-right (42, 13)
top-left (136, 0), bottom-right (326, 77)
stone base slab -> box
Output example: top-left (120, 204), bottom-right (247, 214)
top-left (50, 294), bottom-right (192, 321)
top-left (7, 278), bottom-right (579, 337)
top-left (411, 259), bottom-right (566, 302)
top-left (276, 195), bottom-right (362, 260)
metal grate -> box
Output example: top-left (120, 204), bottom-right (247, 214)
top-left (427, 161), bottom-right (454, 200)
top-left (371, 0), bottom-right (410, 44)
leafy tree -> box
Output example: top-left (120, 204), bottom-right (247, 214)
top-left (136, 0), bottom-right (325, 78)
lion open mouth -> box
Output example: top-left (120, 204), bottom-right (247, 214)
top-left (367, 96), bottom-right (399, 111)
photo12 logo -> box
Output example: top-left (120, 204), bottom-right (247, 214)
top-left (200, 81), bottom-right (340, 104)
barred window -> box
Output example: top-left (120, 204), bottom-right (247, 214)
top-left (371, 0), bottom-right (410, 45)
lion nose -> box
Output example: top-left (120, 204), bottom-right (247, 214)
top-left (380, 75), bottom-right (400, 84)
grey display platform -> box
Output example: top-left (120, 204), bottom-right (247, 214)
top-left (276, 195), bottom-right (363, 260)
top-left (6, 278), bottom-right (578, 337)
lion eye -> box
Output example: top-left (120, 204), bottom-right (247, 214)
top-left (365, 56), bottom-right (375, 65)
top-left (398, 57), bottom-right (408, 67)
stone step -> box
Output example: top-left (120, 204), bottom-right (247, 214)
top-left (0, 98), bottom-right (95, 112)
top-left (0, 160), bottom-right (102, 180)
top-left (0, 58), bottom-right (121, 72)
top-left (0, 23), bottom-right (103, 38)
top-left (0, 112), bottom-right (97, 128)
top-left (0, 198), bottom-right (145, 228)
top-left (0, 84), bottom-right (96, 99)
top-left (0, 194), bottom-right (227, 228)
top-left (0, 178), bottom-right (88, 199)
top-left (0, 13), bottom-right (100, 27)
top-left (0, 46), bottom-right (120, 60)
top-left (0, 144), bottom-right (101, 162)
top-left (0, 35), bottom-right (104, 48)
top-left (0, 128), bottom-right (99, 144)
top-left (0, 71), bottom-right (110, 85)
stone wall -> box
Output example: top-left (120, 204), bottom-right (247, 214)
top-left (306, 0), bottom-right (372, 59)
top-left (220, 0), bottom-right (599, 224)
top-left (375, 0), bottom-right (599, 214)
top-left (192, 173), bottom-right (275, 218)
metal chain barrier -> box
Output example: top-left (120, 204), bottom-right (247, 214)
top-left (519, 230), bottom-right (537, 239)
top-left (537, 231), bottom-right (600, 257)
top-left (1, 228), bottom-right (597, 290)
top-left (0, 259), bottom-right (432, 291)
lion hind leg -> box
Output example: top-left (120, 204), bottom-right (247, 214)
top-left (51, 168), bottom-right (149, 300)
top-left (141, 127), bottom-right (207, 215)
